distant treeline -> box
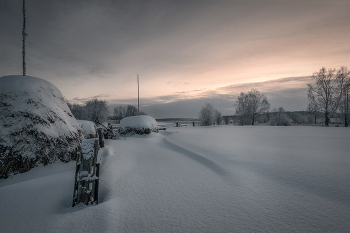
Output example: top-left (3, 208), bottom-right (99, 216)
top-left (156, 118), bottom-right (198, 122)
top-left (66, 101), bottom-right (147, 124)
top-left (222, 110), bottom-right (345, 126)
top-left (66, 98), bottom-right (109, 122)
top-left (66, 67), bottom-right (349, 127)
top-left (198, 66), bottom-right (350, 127)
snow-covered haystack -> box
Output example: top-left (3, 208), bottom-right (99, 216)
top-left (120, 115), bottom-right (158, 135)
top-left (78, 120), bottom-right (97, 139)
top-left (0, 75), bottom-right (83, 178)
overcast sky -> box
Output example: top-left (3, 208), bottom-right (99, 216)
top-left (1, 0), bottom-right (349, 118)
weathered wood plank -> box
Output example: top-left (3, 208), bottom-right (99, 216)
top-left (97, 128), bottom-right (104, 148)
top-left (72, 138), bottom-right (100, 207)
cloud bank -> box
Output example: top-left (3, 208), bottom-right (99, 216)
top-left (102, 76), bottom-right (312, 118)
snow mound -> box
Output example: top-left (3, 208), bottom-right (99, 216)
top-left (0, 75), bottom-right (83, 178)
top-left (120, 115), bottom-right (158, 135)
top-left (78, 120), bottom-right (97, 139)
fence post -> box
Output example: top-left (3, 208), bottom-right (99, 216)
top-left (72, 138), bottom-right (100, 207)
top-left (97, 128), bottom-right (104, 148)
top-left (95, 163), bottom-right (100, 204)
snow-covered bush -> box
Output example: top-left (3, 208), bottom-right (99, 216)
top-left (78, 120), bottom-right (97, 139)
top-left (120, 115), bottom-right (158, 135)
top-left (0, 75), bottom-right (83, 178)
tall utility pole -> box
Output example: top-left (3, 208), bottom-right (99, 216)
top-left (22, 0), bottom-right (27, 76)
top-left (345, 84), bottom-right (349, 127)
top-left (137, 74), bottom-right (140, 115)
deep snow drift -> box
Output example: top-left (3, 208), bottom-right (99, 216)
top-left (0, 75), bottom-right (82, 178)
top-left (0, 125), bottom-right (349, 232)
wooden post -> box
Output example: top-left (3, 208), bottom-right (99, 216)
top-left (345, 84), bottom-right (349, 127)
top-left (137, 74), bottom-right (140, 116)
top-left (22, 0), bottom-right (27, 76)
top-left (95, 163), bottom-right (100, 204)
top-left (97, 128), bottom-right (104, 147)
top-left (72, 152), bottom-right (80, 206)
top-left (72, 138), bottom-right (100, 207)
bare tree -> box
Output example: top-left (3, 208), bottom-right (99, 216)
top-left (339, 80), bottom-right (350, 127)
top-left (307, 88), bottom-right (319, 124)
top-left (235, 92), bottom-right (250, 125)
top-left (125, 105), bottom-right (138, 117)
top-left (248, 89), bottom-right (270, 125)
top-left (84, 98), bottom-right (109, 122)
top-left (66, 98), bottom-right (109, 122)
top-left (114, 105), bottom-right (146, 122)
top-left (215, 109), bottom-right (222, 125)
top-left (66, 101), bottom-right (85, 120)
top-left (199, 103), bottom-right (215, 126)
top-left (113, 105), bottom-right (127, 121)
top-left (338, 71), bottom-right (350, 127)
top-left (308, 67), bottom-right (349, 126)
top-left (235, 89), bottom-right (270, 125)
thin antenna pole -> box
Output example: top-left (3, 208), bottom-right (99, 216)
top-left (22, 0), bottom-right (27, 76)
top-left (137, 74), bottom-right (139, 115)
top-left (346, 84), bottom-right (349, 127)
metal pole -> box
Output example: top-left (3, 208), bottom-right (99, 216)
top-left (346, 84), bottom-right (349, 127)
top-left (137, 74), bottom-right (139, 115)
top-left (22, 0), bottom-right (26, 76)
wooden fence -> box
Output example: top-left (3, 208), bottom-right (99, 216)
top-left (72, 138), bottom-right (100, 206)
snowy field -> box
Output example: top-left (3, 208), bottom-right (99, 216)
top-left (0, 125), bottom-right (349, 232)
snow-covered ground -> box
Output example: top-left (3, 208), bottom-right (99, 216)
top-left (0, 125), bottom-right (349, 232)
